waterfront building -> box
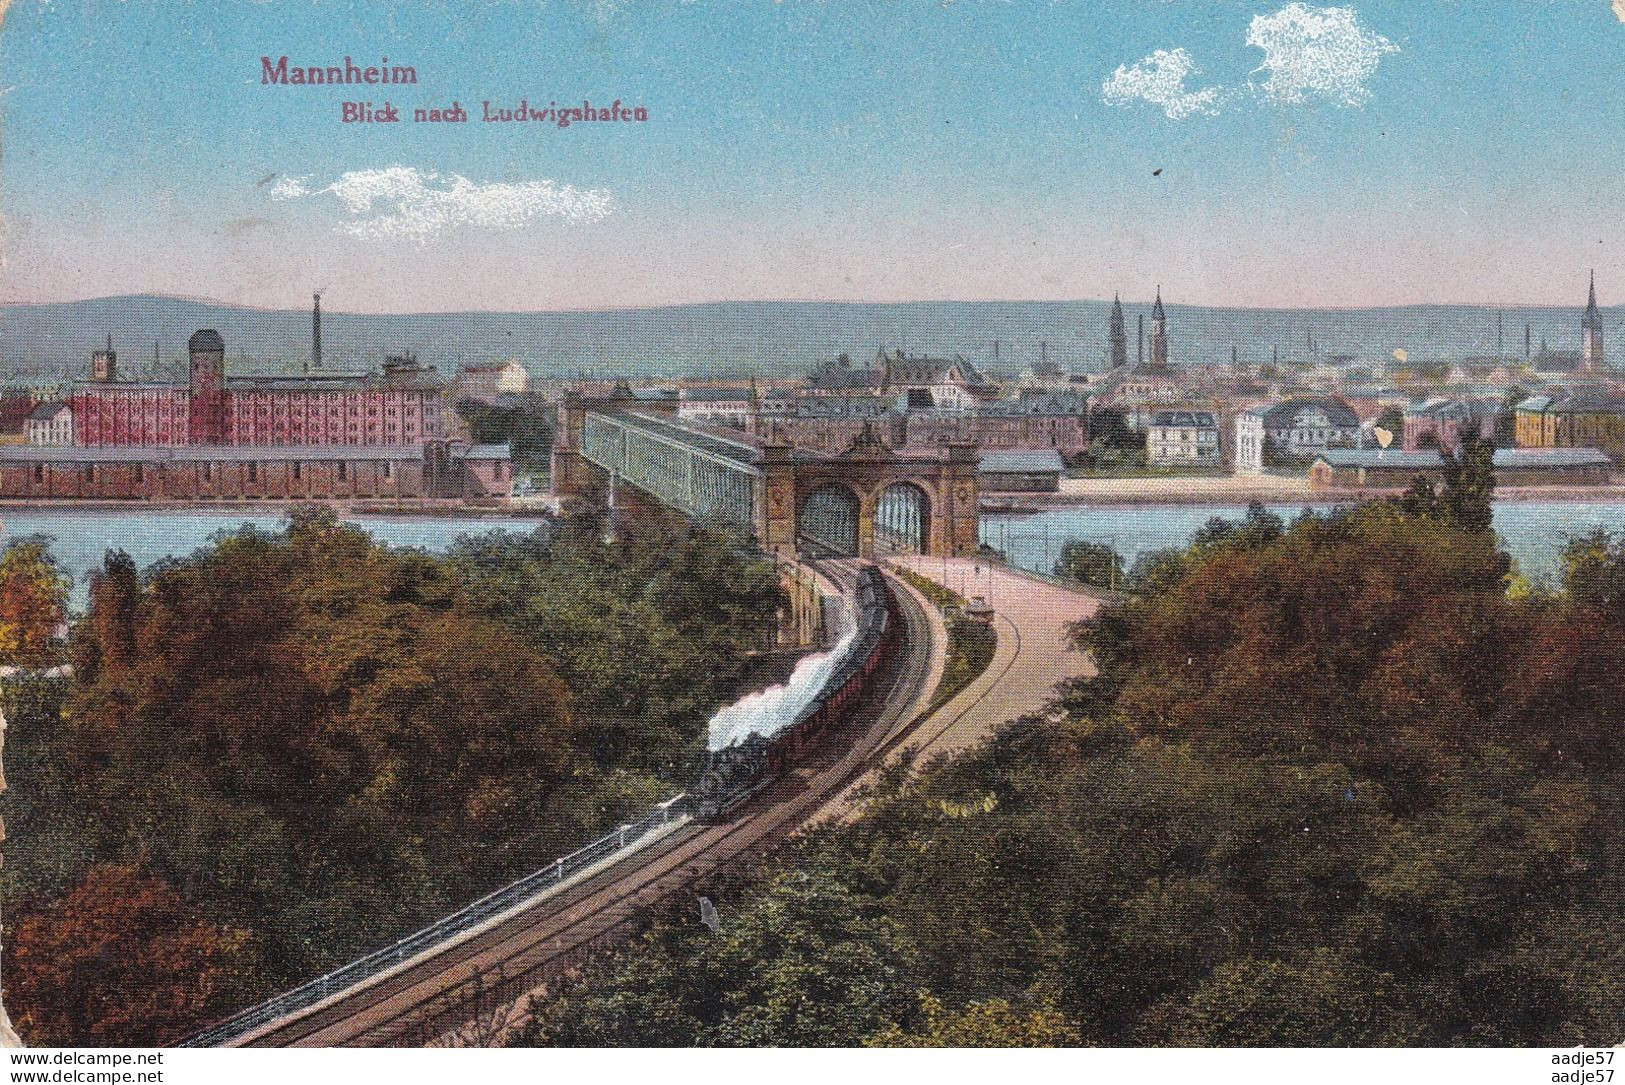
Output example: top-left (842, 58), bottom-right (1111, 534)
top-left (1514, 389), bottom-right (1625, 464)
top-left (70, 330), bottom-right (450, 448)
top-left (677, 386), bottom-right (757, 429)
top-left (25, 402), bottom-right (73, 446)
top-left (758, 387), bottom-right (1090, 459)
top-left (1146, 409), bottom-right (1219, 467)
top-left (874, 349), bottom-right (998, 411)
top-left (1401, 397), bottom-right (1499, 452)
top-left (1309, 447), bottom-right (1611, 489)
top-left (978, 449), bottom-right (1064, 493)
top-left (0, 441), bottom-right (512, 501)
top-left (1235, 398), bottom-right (1361, 473)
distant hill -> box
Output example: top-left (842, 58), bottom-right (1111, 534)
top-left (0, 294), bottom-right (1611, 384)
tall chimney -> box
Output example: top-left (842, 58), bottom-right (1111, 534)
top-left (312, 292), bottom-right (323, 370)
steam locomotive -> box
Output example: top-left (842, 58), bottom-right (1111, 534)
top-left (690, 562), bottom-right (901, 819)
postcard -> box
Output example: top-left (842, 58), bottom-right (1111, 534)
top-left (0, 1), bottom-right (1618, 1074)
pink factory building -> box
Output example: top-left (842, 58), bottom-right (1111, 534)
top-left (33, 330), bottom-right (513, 502)
top-left (69, 331), bottom-right (450, 448)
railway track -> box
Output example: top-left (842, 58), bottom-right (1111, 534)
top-left (224, 559), bottom-right (938, 1048)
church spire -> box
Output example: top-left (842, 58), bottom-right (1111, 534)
top-left (1583, 270), bottom-right (1605, 373)
top-left (1149, 286), bottom-right (1169, 371)
top-left (1107, 293), bottom-right (1128, 369)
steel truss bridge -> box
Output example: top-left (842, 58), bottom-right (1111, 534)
top-left (579, 410), bottom-right (760, 530)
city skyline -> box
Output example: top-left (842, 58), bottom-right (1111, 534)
top-left (3, 2), bottom-right (1624, 312)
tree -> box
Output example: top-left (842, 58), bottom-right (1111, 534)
top-left (868, 993), bottom-right (1082, 1047)
top-left (73, 550), bottom-right (141, 683)
top-left (534, 866), bottom-right (916, 1047)
top-left (8, 863), bottom-right (254, 1046)
top-left (1141, 951), bottom-right (1420, 1046)
top-left (0, 539), bottom-right (67, 664)
top-left (1440, 434), bottom-right (1496, 533)
top-left (1054, 541), bottom-right (1122, 589)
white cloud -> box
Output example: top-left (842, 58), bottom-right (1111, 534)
top-left (1100, 5), bottom-right (1397, 121)
top-left (1101, 48), bottom-right (1226, 121)
top-left (269, 166), bottom-right (613, 242)
top-left (1246, 4), bottom-right (1399, 108)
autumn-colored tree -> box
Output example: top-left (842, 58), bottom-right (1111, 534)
top-left (0, 539), bottom-right (67, 664)
top-left (868, 994), bottom-right (1082, 1047)
top-left (8, 862), bottom-right (253, 1046)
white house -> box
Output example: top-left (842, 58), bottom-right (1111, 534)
top-left (1235, 398), bottom-right (1361, 472)
top-left (24, 402), bottom-right (72, 446)
top-left (1235, 407), bottom-right (1268, 474)
top-left (677, 387), bottom-right (756, 429)
top-left (455, 359), bottom-right (530, 402)
top-left (1147, 410), bottom-right (1219, 467)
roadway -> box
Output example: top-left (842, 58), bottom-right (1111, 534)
top-left (226, 559), bottom-right (943, 1047)
top-left (875, 557), bottom-right (1102, 762)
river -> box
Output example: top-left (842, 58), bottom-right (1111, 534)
top-left (5, 501), bottom-right (1621, 611)
top-left (980, 500), bottom-right (1625, 588)
top-left (0, 508), bottom-right (548, 608)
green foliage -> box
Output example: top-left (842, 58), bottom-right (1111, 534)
top-left (525, 500), bottom-right (1625, 1047)
top-left (889, 566), bottom-right (996, 711)
top-left (534, 864), bottom-right (917, 1047)
top-left (454, 396), bottom-right (554, 472)
top-left (1053, 541), bottom-right (1122, 589)
top-left (935, 614), bottom-right (996, 711)
top-left (868, 993), bottom-right (1081, 1047)
top-left (1439, 435), bottom-right (1496, 533)
top-left (448, 521), bottom-right (783, 776)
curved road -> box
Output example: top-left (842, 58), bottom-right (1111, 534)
top-left (226, 560), bottom-right (942, 1047)
top-left (879, 557), bottom-right (1101, 761)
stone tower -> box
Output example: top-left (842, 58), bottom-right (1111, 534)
top-left (1582, 270), bottom-right (1604, 374)
top-left (1108, 294), bottom-right (1128, 370)
top-left (1149, 286), bottom-right (1169, 371)
top-left (90, 334), bottom-right (117, 382)
top-left (187, 329), bottom-right (227, 445)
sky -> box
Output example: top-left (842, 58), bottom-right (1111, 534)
top-left (1, 0), bottom-right (1622, 313)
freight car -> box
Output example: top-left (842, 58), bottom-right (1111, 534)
top-left (690, 562), bottom-right (900, 818)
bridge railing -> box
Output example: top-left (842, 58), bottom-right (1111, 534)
top-left (177, 794), bottom-right (689, 1048)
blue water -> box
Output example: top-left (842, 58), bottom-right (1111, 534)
top-left (5, 502), bottom-right (1619, 612)
top-left (0, 508), bottom-right (548, 608)
top-left (980, 501), bottom-right (1625, 589)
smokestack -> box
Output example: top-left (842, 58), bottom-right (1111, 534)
top-left (1137, 314), bottom-right (1144, 367)
top-left (312, 292), bottom-right (323, 370)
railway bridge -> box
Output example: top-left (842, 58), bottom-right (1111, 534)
top-left (551, 388), bottom-right (981, 559)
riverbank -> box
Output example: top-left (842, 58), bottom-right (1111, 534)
top-left (982, 474), bottom-right (1625, 510)
top-left (0, 497), bottom-right (551, 519)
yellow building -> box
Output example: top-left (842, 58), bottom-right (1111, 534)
top-left (1515, 391), bottom-right (1625, 466)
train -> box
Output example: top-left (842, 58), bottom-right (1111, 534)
top-left (690, 562), bottom-right (902, 819)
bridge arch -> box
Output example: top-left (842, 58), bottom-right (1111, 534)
top-left (873, 480), bottom-right (931, 555)
top-left (798, 482), bottom-right (862, 555)
top-left (557, 401), bottom-right (980, 559)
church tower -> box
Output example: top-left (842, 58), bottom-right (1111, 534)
top-left (1108, 294), bottom-right (1128, 369)
top-left (1149, 286), bottom-right (1169, 371)
top-left (1582, 270), bottom-right (1604, 374)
